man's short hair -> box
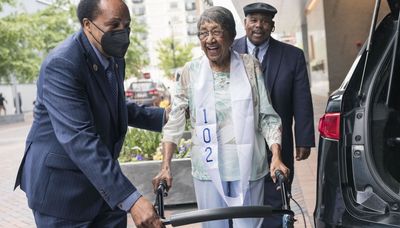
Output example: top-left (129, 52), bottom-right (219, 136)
top-left (243, 2), bottom-right (277, 18)
top-left (77, 0), bottom-right (102, 25)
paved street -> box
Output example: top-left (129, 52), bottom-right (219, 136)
top-left (0, 115), bottom-right (35, 227)
top-left (0, 92), bottom-right (327, 228)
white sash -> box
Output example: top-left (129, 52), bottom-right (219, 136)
top-left (193, 51), bottom-right (255, 206)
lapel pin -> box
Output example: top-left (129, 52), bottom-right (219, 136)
top-left (93, 64), bottom-right (98, 71)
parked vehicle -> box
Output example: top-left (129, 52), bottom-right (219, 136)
top-left (125, 79), bottom-right (170, 106)
top-left (314, 0), bottom-right (400, 227)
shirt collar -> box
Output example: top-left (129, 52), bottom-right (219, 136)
top-left (246, 37), bottom-right (270, 62)
top-left (89, 41), bottom-right (110, 70)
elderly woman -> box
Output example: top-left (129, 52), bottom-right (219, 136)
top-left (153, 6), bottom-right (288, 228)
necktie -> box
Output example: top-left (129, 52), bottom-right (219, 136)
top-left (105, 59), bottom-right (118, 107)
top-left (253, 47), bottom-right (260, 60)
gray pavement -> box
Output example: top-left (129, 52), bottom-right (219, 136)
top-left (0, 92), bottom-right (328, 228)
top-left (0, 115), bottom-right (35, 227)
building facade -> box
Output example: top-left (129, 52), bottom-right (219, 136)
top-left (127, 0), bottom-right (211, 68)
top-left (231, 0), bottom-right (389, 96)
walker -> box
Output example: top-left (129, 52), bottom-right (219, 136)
top-left (155, 170), bottom-right (303, 228)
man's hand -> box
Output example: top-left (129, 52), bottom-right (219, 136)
top-left (130, 196), bottom-right (165, 228)
top-left (295, 147), bottom-right (311, 161)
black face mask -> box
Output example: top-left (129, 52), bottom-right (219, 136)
top-left (90, 21), bottom-right (130, 58)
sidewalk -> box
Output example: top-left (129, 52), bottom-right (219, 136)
top-left (291, 93), bottom-right (328, 228)
top-left (0, 92), bottom-right (327, 228)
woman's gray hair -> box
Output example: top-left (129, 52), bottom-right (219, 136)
top-left (197, 6), bottom-right (236, 41)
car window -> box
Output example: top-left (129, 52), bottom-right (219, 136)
top-left (130, 82), bottom-right (154, 91)
top-left (340, 54), bottom-right (362, 90)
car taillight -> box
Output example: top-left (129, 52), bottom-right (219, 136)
top-left (318, 113), bottom-right (340, 140)
top-left (148, 89), bottom-right (158, 95)
top-left (125, 91), bottom-right (134, 97)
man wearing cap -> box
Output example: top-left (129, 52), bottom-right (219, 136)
top-left (232, 2), bottom-right (315, 227)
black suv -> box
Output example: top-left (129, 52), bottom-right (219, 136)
top-left (314, 0), bottom-right (400, 227)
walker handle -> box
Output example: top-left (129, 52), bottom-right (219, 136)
top-left (155, 180), bottom-right (168, 219)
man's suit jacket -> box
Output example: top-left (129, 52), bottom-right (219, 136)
top-left (14, 30), bottom-right (164, 221)
top-left (232, 37), bottom-right (315, 178)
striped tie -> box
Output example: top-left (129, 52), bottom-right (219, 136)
top-left (253, 47), bottom-right (260, 60)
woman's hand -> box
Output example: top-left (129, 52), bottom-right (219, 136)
top-left (152, 142), bottom-right (176, 192)
top-left (269, 143), bottom-right (290, 183)
top-left (152, 167), bottom-right (172, 192)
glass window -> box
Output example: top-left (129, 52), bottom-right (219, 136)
top-left (133, 6), bottom-right (145, 16)
top-left (186, 14), bottom-right (197, 23)
top-left (137, 16), bottom-right (146, 25)
top-left (130, 82), bottom-right (154, 91)
top-left (170, 1), bottom-right (178, 9)
top-left (185, 0), bottom-right (196, 11)
top-left (187, 24), bottom-right (197, 36)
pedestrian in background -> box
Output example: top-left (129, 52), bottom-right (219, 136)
top-left (14, 0), bottom-right (166, 227)
top-left (153, 6), bottom-right (289, 228)
top-left (232, 3), bottom-right (315, 228)
top-left (13, 92), bottom-right (22, 114)
top-left (0, 93), bottom-right (6, 116)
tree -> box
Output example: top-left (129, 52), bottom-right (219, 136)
top-left (0, 0), bottom-right (14, 11)
top-left (125, 18), bottom-right (149, 78)
top-left (0, 0), bottom-right (149, 83)
top-left (0, 0), bottom-right (76, 83)
top-left (156, 38), bottom-right (194, 79)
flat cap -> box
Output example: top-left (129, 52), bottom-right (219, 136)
top-left (243, 2), bottom-right (277, 18)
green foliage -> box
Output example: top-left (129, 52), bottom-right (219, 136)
top-left (0, 0), bottom-right (77, 83)
top-left (156, 38), bottom-right (194, 79)
top-left (119, 128), bottom-right (162, 162)
top-left (175, 138), bottom-right (191, 159)
top-left (119, 127), bottom-right (192, 163)
top-left (125, 18), bottom-right (149, 78)
top-left (0, 0), bottom-right (15, 11)
top-left (0, 0), bottom-right (149, 83)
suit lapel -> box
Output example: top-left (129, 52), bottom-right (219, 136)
top-left (234, 37), bottom-right (248, 54)
top-left (262, 38), bottom-right (282, 92)
top-left (77, 31), bottom-right (118, 126)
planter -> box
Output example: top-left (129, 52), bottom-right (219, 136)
top-left (121, 158), bottom-right (196, 205)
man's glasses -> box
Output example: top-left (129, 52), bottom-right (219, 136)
top-left (197, 30), bottom-right (224, 40)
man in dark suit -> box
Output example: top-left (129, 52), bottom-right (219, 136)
top-left (14, 0), bottom-right (165, 227)
top-left (232, 3), bottom-right (315, 227)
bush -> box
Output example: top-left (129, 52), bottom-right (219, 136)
top-left (119, 127), bottom-right (191, 162)
top-left (119, 128), bottom-right (162, 162)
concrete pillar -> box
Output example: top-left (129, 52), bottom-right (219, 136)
top-left (307, 0), bottom-right (390, 94)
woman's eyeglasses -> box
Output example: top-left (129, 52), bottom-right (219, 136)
top-left (197, 30), bottom-right (224, 40)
